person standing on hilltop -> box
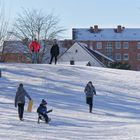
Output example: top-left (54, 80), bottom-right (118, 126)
top-left (49, 39), bottom-right (60, 64)
top-left (29, 38), bottom-right (41, 63)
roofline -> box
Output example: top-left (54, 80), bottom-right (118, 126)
top-left (73, 27), bottom-right (140, 30)
top-left (93, 50), bottom-right (114, 62)
top-left (77, 42), bottom-right (106, 67)
top-left (58, 41), bottom-right (114, 66)
top-left (74, 39), bottom-right (140, 41)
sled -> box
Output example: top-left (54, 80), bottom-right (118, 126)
top-left (27, 100), bottom-right (33, 112)
top-left (37, 114), bottom-right (51, 124)
top-left (37, 109), bottom-right (53, 124)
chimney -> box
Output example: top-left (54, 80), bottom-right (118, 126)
top-left (117, 25), bottom-right (122, 33)
top-left (94, 25), bottom-right (98, 33)
top-left (90, 26), bottom-right (94, 32)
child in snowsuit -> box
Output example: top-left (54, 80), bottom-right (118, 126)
top-left (37, 99), bottom-right (52, 123)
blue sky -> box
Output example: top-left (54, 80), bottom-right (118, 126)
top-left (2, 0), bottom-right (140, 39)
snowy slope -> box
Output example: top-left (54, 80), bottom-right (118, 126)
top-left (0, 64), bottom-right (140, 140)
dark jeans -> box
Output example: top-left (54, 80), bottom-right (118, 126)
top-left (49, 55), bottom-right (58, 64)
top-left (18, 103), bottom-right (25, 119)
top-left (32, 52), bottom-right (39, 63)
top-left (86, 97), bottom-right (93, 113)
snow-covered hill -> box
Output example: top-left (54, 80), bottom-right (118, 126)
top-left (0, 64), bottom-right (140, 140)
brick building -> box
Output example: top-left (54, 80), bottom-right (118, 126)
top-left (72, 25), bottom-right (140, 71)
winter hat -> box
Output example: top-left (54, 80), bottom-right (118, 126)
top-left (88, 81), bottom-right (92, 84)
top-left (19, 83), bottom-right (23, 87)
top-left (41, 99), bottom-right (47, 105)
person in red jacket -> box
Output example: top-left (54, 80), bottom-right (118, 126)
top-left (29, 38), bottom-right (41, 63)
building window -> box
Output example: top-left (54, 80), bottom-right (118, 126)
top-left (123, 53), bottom-right (129, 60)
top-left (115, 42), bottom-right (121, 49)
top-left (106, 42), bottom-right (113, 58)
top-left (138, 65), bottom-right (140, 71)
top-left (123, 42), bottom-right (129, 49)
top-left (137, 53), bottom-right (140, 60)
top-left (115, 53), bottom-right (121, 60)
top-left (137, 42), bottom-right (140, 49)
top-left (96, 42), bottom-right (102, 49)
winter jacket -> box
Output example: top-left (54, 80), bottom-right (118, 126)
top-left (84, 84), bottom-right (96, 98)
top-left (37, 104), bottom-right (47, 115)
top-left (15, 86), bottom-right (31, 106)
top-left (50, 44), bottom-right (60, 56)
top-left (29, 41), bottom-right (41, 52)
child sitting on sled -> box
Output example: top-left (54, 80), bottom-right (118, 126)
top-left (37, 99), bottom-right (52, 123)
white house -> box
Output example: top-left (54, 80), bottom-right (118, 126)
top-left (58, 42), bottom-right (114, 67)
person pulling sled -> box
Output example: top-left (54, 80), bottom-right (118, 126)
top-left (37, 99), bottom-right (52, 123)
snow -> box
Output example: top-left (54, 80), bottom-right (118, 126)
top-left (59, 61), bottom-right (89, 66)
top-left (73, 28), bottom-right (140, 41)
top-left (0, 63), bottom-right (140, 140)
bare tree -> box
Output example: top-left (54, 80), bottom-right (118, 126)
top-left (0, 2), bottom-right (10, 62)
top-left (9, 9), bottom-right (65, 63)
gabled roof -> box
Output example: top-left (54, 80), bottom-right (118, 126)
top-left (73, 28), bottom-right (140, 41)
top-left (59, 42), bottom-right (114, 67)
top-left (77, 42), bottom-right (114, 63)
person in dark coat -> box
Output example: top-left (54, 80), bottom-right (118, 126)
top-left (37, 99), bottom-right (52, 123)
top-left (15, 83), bottom-right (32, 121)
top-left (49, 40), bottom-right (60, 64)
top-left (84, 81), bottom-right (96, 113)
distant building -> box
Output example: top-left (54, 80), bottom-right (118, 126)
top-left (72, 25), bottom-right (140, 71)
top-left (58, 42), bottom-right (114, 67)
top-left (1, 41), bottom-right (30, 63)
top-left (1, 40), bottom-right (67, 63)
